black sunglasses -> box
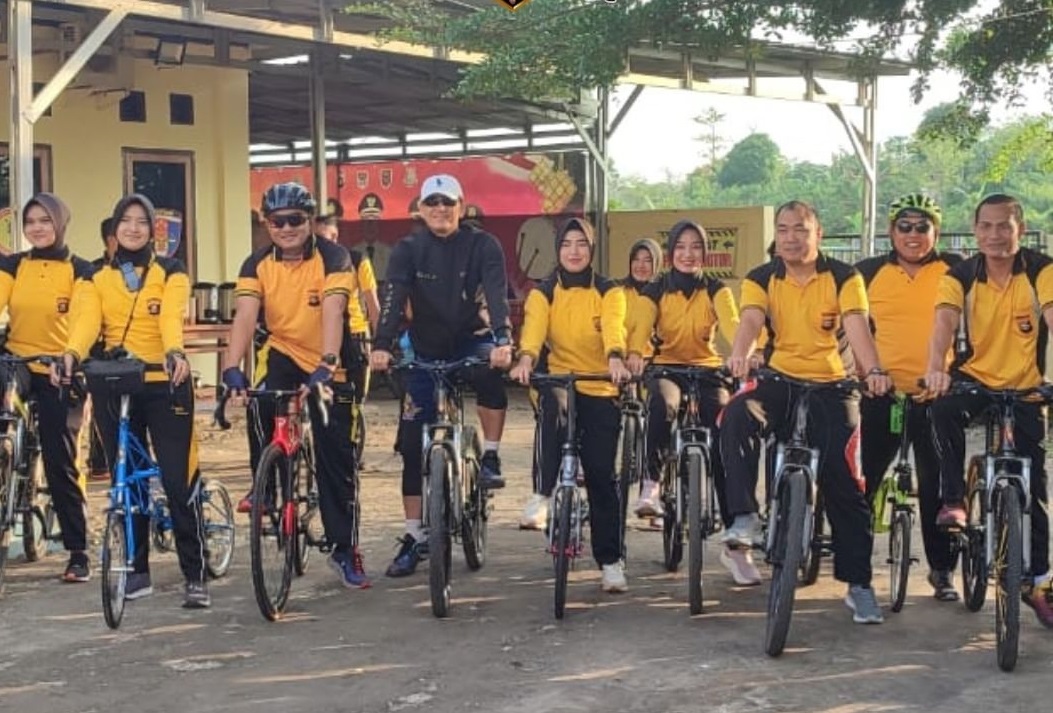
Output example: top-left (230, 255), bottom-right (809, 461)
top-left (895, 221), bottom-right (932, 234)
top-left (268, 214), bottom-right (308, 229)
top-left (422, 195), bottom-right (458, 208)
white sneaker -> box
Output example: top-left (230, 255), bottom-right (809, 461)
top-left (720, 546), bottom-right (762, 586)
top-left (601, 562), bottom-right (628, 593)
top-left (519, 493), bottom-right (549, 531)
top-left (634, 481), bottom-right (664, 518)
top-left (720, 513), bottom-right (763, 547)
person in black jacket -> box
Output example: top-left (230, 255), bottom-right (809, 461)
top-left (371, 174), bottom-right (513, 578)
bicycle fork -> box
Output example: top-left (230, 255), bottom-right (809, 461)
top-left (765, 444), bottom-right (819, 562)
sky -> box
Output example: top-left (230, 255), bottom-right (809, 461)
top-left (607, 70), bottom-right (1049, 182)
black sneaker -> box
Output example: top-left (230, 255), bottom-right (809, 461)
top-left (384, 535), bottom-right (423, 577)
top-left (183, 580), bottom-right (211, 609)
top-left (62, 553), bottom-right (91, 583)
top-left (479, 450), bottom-right (506, 490)
top-left (125, 572), bottom-right (153, 600)
top-left (928, 569), bottom-right (959, 602)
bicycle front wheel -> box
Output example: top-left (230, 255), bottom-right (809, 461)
top-left (427, 448), bottom-right (453, 618)
top-left (293, 447), bottom-right (321, 577)
top-left (552, 486), bottom-right (574, 620)
top-left (765, 468), bottom-right (808, 657)
top-left (686, 449), bottom-right (705, 616)
top-left (617, 414), bottom-right (640, 562)
top-left (889, 509), bottom-right (912, 612)
top-left (250, 444), bottom-right (295, 621)
top-left (994, 484), bottom-right (1023, 672)
top-left (100, 511), bottom-right (127, 629)
top-left (202, 479), bottom-right (235, 579)
top-left (800, 495), bottom-right (825, 586)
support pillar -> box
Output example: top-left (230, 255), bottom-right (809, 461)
top-left (8, 0), bottom-right (33, 252)
top-left (309, 51), bottom-right (328, 211)
top-left (861, 76), bottom-right (878, 258)
top-left (594, 87), bottom-right (610, 273)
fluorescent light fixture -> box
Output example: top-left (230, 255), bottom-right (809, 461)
top-left (154, 38), bottom-right (186, 66)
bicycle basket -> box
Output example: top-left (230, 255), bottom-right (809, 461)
top-left (0, 359), bottom-right (30, 397)
top-left (82, 358), bottom-right (146, 395)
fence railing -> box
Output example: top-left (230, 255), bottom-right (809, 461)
top-left (822, 231), bottom-right (1047, 264)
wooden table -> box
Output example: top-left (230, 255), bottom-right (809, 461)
top-left (183, 323), bottom-right (253, 397)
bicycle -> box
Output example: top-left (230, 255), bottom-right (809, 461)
top-left (529, 372), bottom-right (614, 620)
top-left (870, 392), bottom-right (918, 613)
top-left (85, 357), bottom-right (236, 629)
top-left (938, 379), bottom-right (1053, 672)
top-left (0, 355), bottom-right (59, 591)
top-left (393, 357), bottom-right (490, 618)
top-left (616, 381), bottom-right (646, 563)
top-left (754, 369), bottom-right (861, 657)
top-left (647, 365), bottom-right (732, 615)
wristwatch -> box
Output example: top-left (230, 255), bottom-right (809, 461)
top-left (320, 353), bottom-right (339, 368)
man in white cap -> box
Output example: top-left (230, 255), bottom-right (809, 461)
top-left (371, 174), bottom-right (513, 578)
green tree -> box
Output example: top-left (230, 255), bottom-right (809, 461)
top-left (717, 134), bottom-right (783, 188)
top-left (693, 108), bottom-right (727, 174)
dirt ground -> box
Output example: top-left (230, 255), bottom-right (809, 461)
top-left (2, 389), bottom-right (1053, 713)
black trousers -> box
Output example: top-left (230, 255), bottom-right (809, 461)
top-left (344, 333), bottom-right (370, 406)
top-left (531, 386), bottom-right (560, 497)
top-left (29, 374), bottom-right (87, 553)
top-left (645, 375), bottom-right (731, 527)
top-left (539, 391), bottom-right (622, 566)
top-left (93, 380), bottom-right (205, 582)
top-left (720, 378), bottom-right (873, 585)
top-left (861, 395), bottom-right (955, 572)
top-left (253, 349), bottom-right (359, 550)
top-left (931, 391), bottom-right (1049, 577)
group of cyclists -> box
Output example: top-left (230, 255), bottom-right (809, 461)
top-left (5, 172), bottom-right (1053, 634)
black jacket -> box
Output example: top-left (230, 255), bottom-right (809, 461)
top-left (376, 223), bottom-right (511, 359)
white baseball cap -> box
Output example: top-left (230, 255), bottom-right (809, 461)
top-left (420, 174), bottom-right (464, 202)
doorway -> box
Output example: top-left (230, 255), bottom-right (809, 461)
top-left (123, 149), bottom-right (196, 278)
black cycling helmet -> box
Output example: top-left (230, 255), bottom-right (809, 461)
top-left (261, 182), bottom-right (316, 216)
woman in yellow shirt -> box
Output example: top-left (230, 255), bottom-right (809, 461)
top-left (0, 193), bottom-right (94, 582)
top-left (510, 217), bottom-right (632, 593)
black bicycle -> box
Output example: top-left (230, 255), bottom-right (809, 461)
top-left (616, 381), bottom-right (646, 563)
top-left (394, 357), bottom-right (490, 618)
top-left (647, 365), bottom-right (732, 615)
top-left (755, 369), bottom-right (861, 657)
top-left (940, 380), bottom-right (1053, 672)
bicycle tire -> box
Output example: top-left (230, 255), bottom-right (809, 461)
top-left (0, 446), bottom-right (15, 592)
top-left (889, 509), bottom-right (912, 613)
top-left (353, 405), bottom-right (367, 470)
top-left (293, 448), bottom-right (319, 577)
top-left (250, 444), bottom-right (294, 621)
top-left (994, 484), bottom-right (1023, 672)
top-left (686, 449), bottom-right (705, 616)
top-left (22, 455), bottom-right (46, 562)
top-left (962, 457), bottom-right (987, 613)
top-left (100, 511), bottom-right (127, 630)
top-left (428, 447), bottom-right (453, 618)
top-left (661, 460), bottom-right (683, 572)
top-left (800, 495), bottom-right (824, 586)
top-left (151, 494), bottom-right (175, 553)
top-left (617, 414), bottom-right (639, 563)
top-left (553, 486), bottom-right (573, 620)
top-left (203, 479), bottom-right (235, 579)
top-left (461, 428), bottom-right (487, 571)
top-left (765, 467), bottom-right (808, 657)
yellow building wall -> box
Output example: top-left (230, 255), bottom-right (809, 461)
top-left (0, 55), bottom-right (251, 282)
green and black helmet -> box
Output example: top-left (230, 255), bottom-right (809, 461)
top-left (888, 193), bottom-right (941, 226)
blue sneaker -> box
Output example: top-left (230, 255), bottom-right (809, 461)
top-left (479, 450), bottom-right (506, 490)
top-left (384, 535), bottom-right (423, 577)
top-left (328, 548), bottom-right (371, 589)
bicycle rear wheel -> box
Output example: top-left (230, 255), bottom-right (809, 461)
top-left (100, 511), bottom-right (127, 629)
top-left (0, 446), bottom-right (15, 592)
top-left (22, 455), bottom-right (47, 562)
top-left (765, 468), bottom-right (808, 657)
top-left (800, 495), bottom-right (824, 586)
top-left (202, 479), bottom-right (235, 579)
top-left (552, 486), bottom-right (574, 620)
top-left (461, 428), bottom-right (487, 571)
top-left (427, 448), bottom-right (453, 618)
top-left (889, 509), bottom-right (912, 613)
top-left (686, 450), bottom-right (706, 615)
top-left (250, 444), bottom-right (294, 621)
top-left (294, 446), bottom-right (320, 577)
top-left (994, 484), bottom-right (1022, 672)
top-left (962, 457), bottom-right (987, 612)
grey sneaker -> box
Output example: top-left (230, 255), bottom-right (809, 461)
top-left (125, 572), bottom-right (153, 601)
top-left (182, 580), bottom-right (211, 609)
top-left (844, 584), bottom-right (884, 624)
top-left (720, 513), bottom-right (763, 547)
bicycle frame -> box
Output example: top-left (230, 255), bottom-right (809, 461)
top-left (421, 372), bottom-right (466, 528)
top-left (110, 394), bottom-right (163, 563)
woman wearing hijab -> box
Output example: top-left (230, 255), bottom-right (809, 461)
top-left (625, 221), bottom-right (755, 583)
top-left (0, 193), bottom-right (94, 582)
top-left (510, 217), bottom-right (632, 593)
top-left (57, 194), bottom-right (210, 609)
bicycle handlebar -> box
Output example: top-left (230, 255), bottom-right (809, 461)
top-left (645, 364), bottom-right (734, 389)
top-left (392, 356), bottom-right (488, 375)
top-left (213, 384), bottom-right (331, 431)
top-left (528, 372), bottom-right (629, 388)
top-left (753, 368), bottom-right (863, 394)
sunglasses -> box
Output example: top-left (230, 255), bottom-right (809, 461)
top-left (895, 221), bottom-right (932, 234)
top-left (422, 195), bottom-right (458, 208)
top-left (268, 214), bottom-right (308, 229)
